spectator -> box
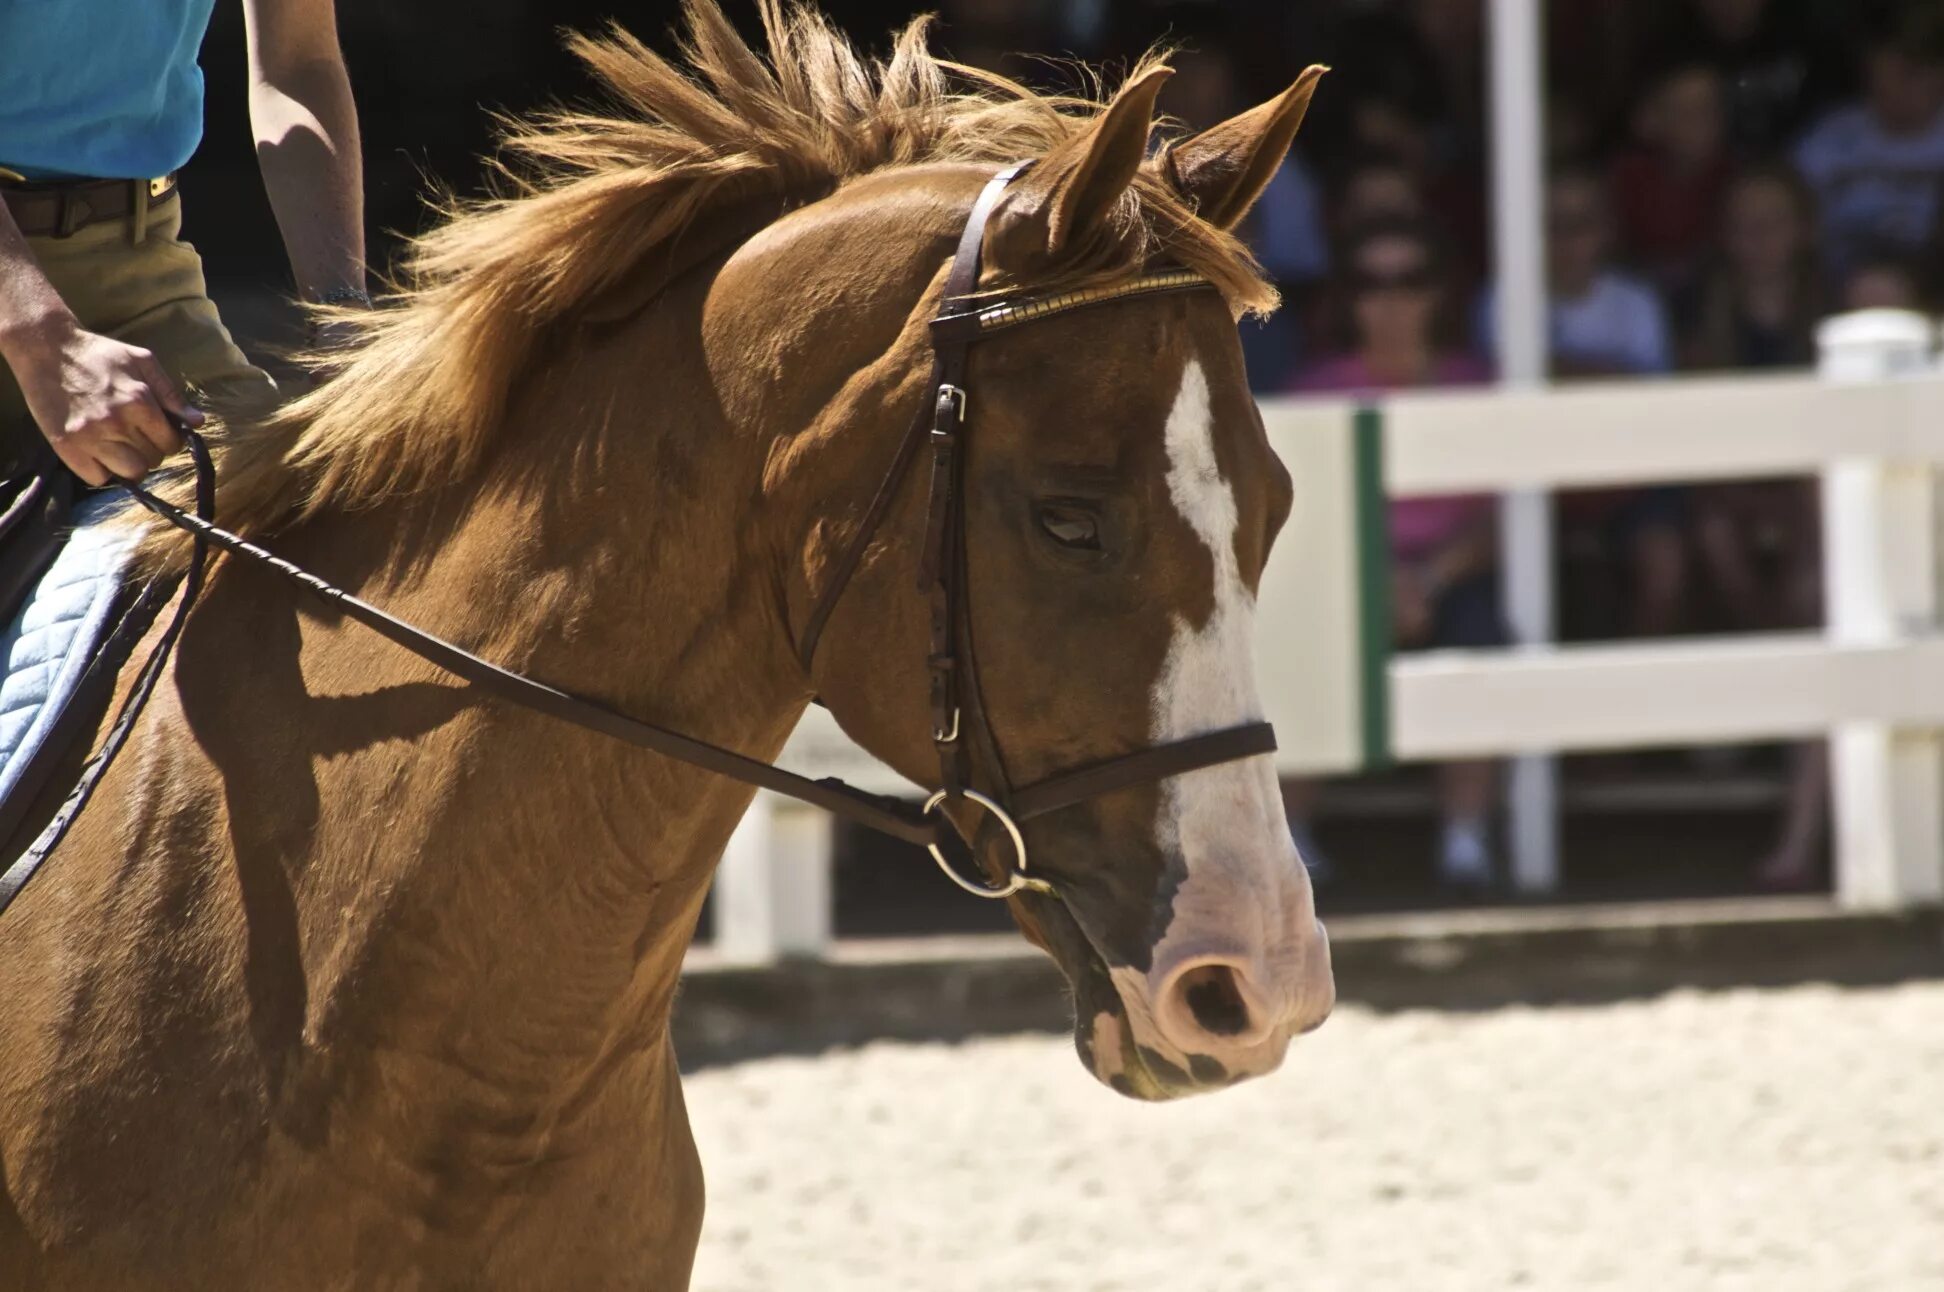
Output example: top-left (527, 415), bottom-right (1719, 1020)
top-left (1289, 220), bottom-right (1503, 894)
top-left (1547, 95), bottom-right (1600, 169)
top-left (1841, 251), bottom-right (1928, 311)
top-left (1794, 11), bottom-right (1944, 274)
top-left (1682, 164), bottom-right (1825, 371)
top-left (1680, 161), bottom-right (1830, 886)
top-left (1313, 0), bottom-right (1489, 275)
top-left (1478, 167), bottom-right (1686, 645)
top-left (1301, 218), bottom-right (1486, 389)
top-left (1476, 165), bottom-right (1675, 377)
top-left (1647, 0), bottom-right (1850, 155)
top-left (1410, 0), bottom-right (1487, 154)
top-left (1379, 0), bottom-right (1491, 267)
top-left (1334, 151), bottom-right (1427, 233)
top-left (1690, 478), bottom-right (1827, 889)
top-left (1612, 62), bottom-right (1735, 295)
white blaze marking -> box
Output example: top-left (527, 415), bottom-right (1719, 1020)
top-left (1154, 359), bottom-right (1259, 746)
top-left (1103, 357), bottom-right (1307, 1078)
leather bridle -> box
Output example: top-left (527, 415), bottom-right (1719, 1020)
top-left (0, 163), bottom-right (1274, 919)
top-left (793, 163), bottom-right (1274, 897)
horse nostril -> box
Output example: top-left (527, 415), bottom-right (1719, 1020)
top-left (1177, 963), bottom-right (1252, 1038)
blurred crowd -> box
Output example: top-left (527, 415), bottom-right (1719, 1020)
top-left (941, 0), bottom-right (1942, 384)
top-left (942, 0), bottom-right (1944, 892)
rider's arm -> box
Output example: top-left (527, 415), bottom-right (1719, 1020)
top-left (244, 0), bottom-right (365, 305)
top-left (0, 203), bottom-right (197, 485)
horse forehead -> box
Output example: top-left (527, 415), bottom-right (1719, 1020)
top-left (1162, 360), bottom-right (1234, 552)
top-left (973, 298), bottom-right (1243, 464)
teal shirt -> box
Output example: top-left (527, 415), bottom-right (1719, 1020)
top-left (0, 0), bottom-right (219, 181)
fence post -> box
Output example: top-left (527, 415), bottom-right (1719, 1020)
top-left (1488, 0), bottom-right (1560, 895)
top-left (714, 792), bottom-right (834, 963)
top-left (1818, 311), bottom-right (1944, 909)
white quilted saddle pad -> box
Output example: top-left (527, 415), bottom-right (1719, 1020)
top-left (0, 493), bottom-right (138, 806)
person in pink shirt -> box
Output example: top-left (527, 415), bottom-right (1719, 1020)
top-left (1290, 218), bottom-right (1506, 895)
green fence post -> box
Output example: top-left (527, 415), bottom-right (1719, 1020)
top-left (1353, 405), bottom-right (1393, 770)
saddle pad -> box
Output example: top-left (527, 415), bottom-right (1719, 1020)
top-left (0, 493), bottom-right (137, 807)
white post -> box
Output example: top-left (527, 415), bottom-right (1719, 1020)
top-left (1488, 0), bottom-right (1558, 894)
top-left (1818, 311), bottom-right (1944, 908)
top-left (714, 792), bottom-right (835, 963)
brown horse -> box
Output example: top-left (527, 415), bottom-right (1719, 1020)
top-left (0, 4), bottom-right (1331, 1286)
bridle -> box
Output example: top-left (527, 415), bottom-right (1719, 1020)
top-left (794, 163), bottom-right (1275, 897)
top-left (0, 163), bottom-right (1274, 919)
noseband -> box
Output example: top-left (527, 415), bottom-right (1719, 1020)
top-left (0, 164), bottom-right (1274, 919)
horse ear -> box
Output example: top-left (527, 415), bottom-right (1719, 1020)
top-left (1160, 65), bottom-right (1327, 231)
top-left (986, 65), bottom-right (1172, 277)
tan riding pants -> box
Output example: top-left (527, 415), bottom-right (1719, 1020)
top-left (0, 195), bottom-right (276, 469)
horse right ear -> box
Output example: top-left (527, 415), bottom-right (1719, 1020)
top-left (1159, 65), bottom-right (1327, 231)
top-left (985, 65), bottom-right (1172, 279)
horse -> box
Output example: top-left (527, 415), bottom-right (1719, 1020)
top-left (0, 3), bottom-right (1332, 1286)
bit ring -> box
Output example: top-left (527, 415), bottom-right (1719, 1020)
top-left (921, 788), bottom-right (1053, 899)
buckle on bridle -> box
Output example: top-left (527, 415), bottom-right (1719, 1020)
top-left (935, 383), bottom-right (967, 426)
top-left (933, 706), bottom-right (961, 744)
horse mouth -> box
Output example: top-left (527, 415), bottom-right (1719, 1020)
top-left (1017, 888), bottom-right (1217, 1102)
top-left (1084, 1007), bottom-right (1207, 1101)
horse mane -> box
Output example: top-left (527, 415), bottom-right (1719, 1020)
top-left (134, 0), bottom-right (1273, 570)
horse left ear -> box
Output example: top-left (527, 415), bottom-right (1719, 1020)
top-left (987, 65), bottom-right (1173, 276)
top-left (1159, 65), bottom-right (1328, 231)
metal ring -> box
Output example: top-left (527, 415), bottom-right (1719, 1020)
top-left (921, 789), bottom-right (1053, 900)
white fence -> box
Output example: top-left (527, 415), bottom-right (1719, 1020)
top-left (714, 320), bottom-right (1944, 962)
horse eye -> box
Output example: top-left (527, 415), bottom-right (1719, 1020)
top-left (1037, 503), bottom-right (1101, 550)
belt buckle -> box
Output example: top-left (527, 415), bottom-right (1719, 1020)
top-left (0, 166), bottom-right (26, 185)
top-left (148, 176), bottom-right (172, 199)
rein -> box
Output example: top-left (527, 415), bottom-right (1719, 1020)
top-left (0, 164), bottom-right (1275, 918)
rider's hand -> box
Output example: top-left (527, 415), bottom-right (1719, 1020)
top-left (13, 321), bottom-right (203, 486)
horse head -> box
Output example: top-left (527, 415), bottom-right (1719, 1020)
top-left (760, 64), bottom-right (1334, 1099)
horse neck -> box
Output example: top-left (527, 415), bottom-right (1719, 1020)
top-left (176, 184), bottom-right (953, 1145)
top-left (198, 312), bottom-right (813, 1105)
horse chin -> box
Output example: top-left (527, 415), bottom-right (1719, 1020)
top-left (1014, 892), bottom-right (1196, 1103)
top-left (1077, 1005), bottom-right (1195, 1102)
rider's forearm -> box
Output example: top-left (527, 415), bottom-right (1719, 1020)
top-left (0, 202), bottom-right (78, 370)
top-left (248, 51), bottom-right (365, 302)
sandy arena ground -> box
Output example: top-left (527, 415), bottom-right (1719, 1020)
top-left (685, 981), bottom-right (1944, 1292)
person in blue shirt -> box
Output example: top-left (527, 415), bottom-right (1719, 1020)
top-left (0, 0), bottom-right (364, 486)
top-left (1473, 164), bottom-right (1690, 647)
top-left (1794, 10), bottom-right (1944, 278)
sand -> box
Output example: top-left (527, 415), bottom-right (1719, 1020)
top-left (686, 981), bottom-right (1944, 1291)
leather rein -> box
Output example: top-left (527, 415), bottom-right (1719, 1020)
top-left (0, 164), bottom-right (1274, 917)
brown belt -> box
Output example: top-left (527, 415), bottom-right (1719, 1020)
top-left (0, 172), bottom-right (178, 239)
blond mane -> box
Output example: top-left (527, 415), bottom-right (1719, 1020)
top-left (137, 0), bottom-right (1272, 567)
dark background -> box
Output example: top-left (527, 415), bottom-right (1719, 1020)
top-left (186, 0), bottom-right (1875, 297)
